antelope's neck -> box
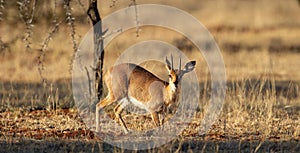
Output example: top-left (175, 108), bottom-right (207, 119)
top-left (169, 81), bottom-right (176, 93)
top-left (165, 81), bottom-right (178, 106)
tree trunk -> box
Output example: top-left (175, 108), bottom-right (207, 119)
top-left (87, 0), bottom-right (104, 100)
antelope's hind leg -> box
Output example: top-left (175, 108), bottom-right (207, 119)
top-left (95, 96), bottom-right (116, 133)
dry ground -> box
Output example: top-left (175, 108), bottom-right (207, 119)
top-left (0, 0), bottom-right (300, 152)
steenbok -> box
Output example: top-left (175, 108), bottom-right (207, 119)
top-left (95, 56), bottom-right (196, 133)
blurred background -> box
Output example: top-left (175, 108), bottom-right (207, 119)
top-left (0, 0), bottom-right (299, 82)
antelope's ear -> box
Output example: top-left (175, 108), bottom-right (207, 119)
top-left (165, 57), bottom-right (172, 71)
top-left (184, 61), bottom-right (196, 72)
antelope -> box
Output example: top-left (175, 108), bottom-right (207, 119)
top-left (95, 56), bottom-right (196, 133)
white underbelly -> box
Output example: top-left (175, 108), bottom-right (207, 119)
top-left (128, 96), bottom-right (149, 112)
top-left (119, 96), bottom-right (163, 113)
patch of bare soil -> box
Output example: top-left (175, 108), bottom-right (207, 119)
top-left (0, 108), bottom-right (299, 152)
top-left (0, 109), bottom-right (94, 140)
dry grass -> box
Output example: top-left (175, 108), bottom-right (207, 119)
top-left (0, 0), bottom-right (300, 152)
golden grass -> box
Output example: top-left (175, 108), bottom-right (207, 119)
top-left (0, 0), bottom-right (299, 151)
top-left (1, 25), bottom-right (300, 82)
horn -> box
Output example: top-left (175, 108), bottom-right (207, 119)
top-left (179, 56), bottom-right (182, 71)
top-left (171, 54), bottom-right (174, 70)
top-left (166, 56), bottom-right (170, 67)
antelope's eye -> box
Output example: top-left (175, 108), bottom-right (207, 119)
top-left (168, 74), bottom-right (172, 78)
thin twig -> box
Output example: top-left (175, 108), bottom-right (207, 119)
top-left (129, 0), bottom-right (140, 37)
top-left (17, 0), bottom-right (37, 51)
top-left (201, 142), bottom-right (207, 153)
top-left (254, 139), bottom-right (265, 153)
top-left (0, 0), bottom-right (6, 21)
top-left (76, 0), bottom-right (86, 14)
top-left (37, 20), bottom-right (62, 85)
top-left (64, 0), bottom-right (78, 73)
top-left (85, 66), bottom-right (92, 98)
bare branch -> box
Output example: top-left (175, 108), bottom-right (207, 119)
top-left (87, 0), bottom-right (101, 25)
top-left (64, 0), bottom-right (77, 52)
top-left (37, 20), bottom-right (62, 85)
top-left (87, 0), bottom-right (104, 100)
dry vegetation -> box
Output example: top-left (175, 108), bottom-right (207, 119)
top-left (0, 0), bottom-right (300, 152)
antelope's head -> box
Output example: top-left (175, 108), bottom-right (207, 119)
top-left (162, 55), bottom-right (196, 114)
top-left (165, 56), bottom-right (196, 89)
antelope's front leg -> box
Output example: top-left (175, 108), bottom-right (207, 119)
top-left (151, 112), bottom-right (160, 127)
top-left (158, 105), bottom-right (168, 125)
top-left (96, 105), bottom-right (100, 132)
top-left (114, 100), bottom-right (129, 134)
